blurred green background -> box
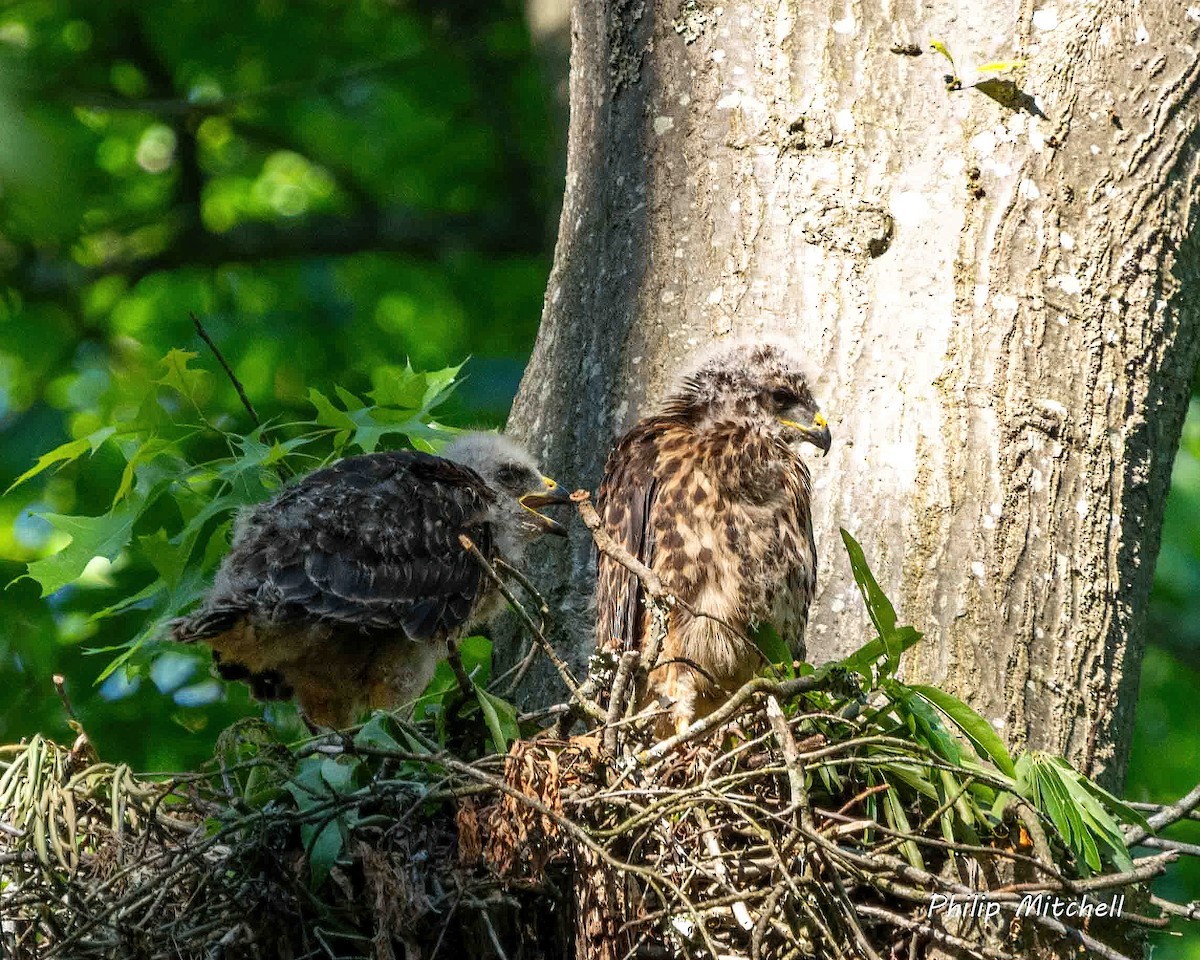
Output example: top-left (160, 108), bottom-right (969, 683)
top-left (0, 0), bottom-right (1195, 953)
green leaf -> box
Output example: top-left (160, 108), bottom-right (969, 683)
top-left (474, 684), bottom-right (519, 754)
top-left (307, 385), bottom-right (436, 453)
top-left (1051, 758), bottom-right (1151, 832)
top-left (1047, 757), bottom-right (1137, 869)
top-left (842, 626), bottom-right (923, 678)
top-left (138, 529), bottom-right (189, 589)
top-left (412, 664), bottom-right (459, 726)
top-left (939, 768), bottom-right (976, 834)
top-left (457, 634), bottom-right (493, 685)
top-left (1056, 770), bottom-right (1131, 871)
top-left (113, 438), bottom-right (187, 506)
top-left (1036, 761), bottom-right (1098, 870)
top-left (876, 759), bottom-right (940, 801)
top-left (369, 360), bottom-right (464, 413)
top-left (301, 819), bottom-right (344, 889)
top-left (24, 504), bottom-right (143, 596)
top-left (893, 683), bottom-right (962, 763)
top-left (841, 530), bottom-right (897, 635)
top-left (156, 349), bottom-right (208, 403)
top-left (882, 785), bottom-right (924, 869)
top-left (308, 387), bottom-right (355, 432)
top-left (6, 427), bottom-right (116, 492)
top-left (89, 577), bottom-right (165, 622)
top-left (907, 684), bottom-right (1016, 777)
top-left (354, 713), bottom-right (403, 751)
top-left (750, 622), bottom-right (794, 669)
top-left (334, 384), bottom-right (366, 410)
top-left (320, 756), bottom-right (361, 795)
top-left (285, 757), bottom-right (329, 811)
top-left (354, 406), bottom-right (437, 453)
top-left (840, 529), bottom-right (907, 674)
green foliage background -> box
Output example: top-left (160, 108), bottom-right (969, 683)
top-left (0, 0), bottom-right (1195, 953)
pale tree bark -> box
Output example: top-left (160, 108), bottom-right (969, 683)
top-left (507, 0), bottom-right (1200, 788)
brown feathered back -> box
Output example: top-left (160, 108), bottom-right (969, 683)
top-left (172, 434), bottom-right (567, 728)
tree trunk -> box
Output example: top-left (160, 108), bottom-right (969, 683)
top-left (507, 0), bottom-right (1200, 788)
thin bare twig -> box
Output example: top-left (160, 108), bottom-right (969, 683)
top-left (492, 557), bottom-right (550, 619)
top-left (1124, 782), bottom-right (1200, 844)
top-left (445, 637), bottom-right (475, 698)
top-left (51, 675), bottom-right (79, 725)
top-left (766, 696), bottom-right (813, 832)
top-left (855, 904), bottom-right (1021, 960)
top-left (458, 534), bottom-right (603, 721)
top-left (604, 651), bottom-right (641, 754)
top-left (189, 311), bottom-right (261, 428)
top-left (637, 674), bottom-right (822, 764)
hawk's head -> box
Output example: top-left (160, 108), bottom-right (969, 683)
top-left (665, 338), bottom-right (832, 454)
top-left (442, 432), bottom-right (573, 541)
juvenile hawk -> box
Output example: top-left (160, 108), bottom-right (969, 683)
top-left (595, 340), bottom-right (831, 735)
top-left (172, 433), bottom-right (571, 728)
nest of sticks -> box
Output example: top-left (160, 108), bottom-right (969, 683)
top-left (2, 497), bottom-right (1199, 960)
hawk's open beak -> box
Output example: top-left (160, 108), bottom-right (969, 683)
top-left (781, 412), bottom-right (833, 456)
top-left (519, 476), bottom-right (573, 536)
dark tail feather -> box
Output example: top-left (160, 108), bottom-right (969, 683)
top-left (170, 607), bottom-right (243, 643)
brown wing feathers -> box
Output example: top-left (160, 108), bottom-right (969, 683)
top-left (595, 420), bottom-right (669, 655)
top-left (171, 451), bottom-right (496, 709)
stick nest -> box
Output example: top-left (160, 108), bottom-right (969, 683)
top-left (1, 675), bottom-right (1195, 960)
top-left (3, 501), bottom-right (1198, 958)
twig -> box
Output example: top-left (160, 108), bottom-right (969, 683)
top-left (51, 675), bottom-right (80, 725)
top-left (822, 839), bottom-right (1155, 960)
top-left (1134, 835), bottom-right (1200, 858)
top-left (479, 909), bottom-right (510, 960)
top-left (189, 311), bottom-right (261, 428)
top-left (1129, 800), bottom-right (1200, 822)
top-left (1152, 895), bottom-right (1200, 920)
top-left (832, 784), bottom-right (892, 818)
top-left (572, 491), bottom-right (756, 648)
top-left (766, 696), bottom-right (814, 832)
top-left (1124, 782), bottom-right (1200, 844)
top-left (856, 904), bottom-right (1020, 960)
top-left (572, 491), bottom-right (665, 597)
top-left (445, 637), bottom-right (475, 698)
top-left (694, 806), bottom-right (755, 931)
top-left (493, 639), bottom-right (541, 698)
top-left (604, 651), bottom-right (641, 754)
top-left (637, 674), bottom-right (822, 764)
top-left (826, 863), bottom-right (885, 960)
top-left (492, 558), bottom-right (550, 618)
top-left (750, 884), bottom-right (786, 960)
top-left (459, 535), bottom-right (603, 721)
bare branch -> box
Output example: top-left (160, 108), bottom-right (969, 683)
top-left (458, 534), bottom-right (603, 721)
top-left (1124, 782), bottom-right (1200, 844)
top-left (189, 312), bottom-right (261, 429)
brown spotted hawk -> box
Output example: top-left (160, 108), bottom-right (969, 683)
top-left (595, 340), bottom-right (832, 735)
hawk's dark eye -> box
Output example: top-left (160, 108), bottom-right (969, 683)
top-left (493, 463), bottom-right (532, 492)
top-left (770, 387), bottom-right (798, 408)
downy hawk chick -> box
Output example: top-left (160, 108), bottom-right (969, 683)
top-left (172, 433), bottom-right (571, 728)
top-left (595, 339), bottom-right (832, 735)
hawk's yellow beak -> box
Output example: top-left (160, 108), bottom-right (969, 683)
top-left (519, 476), bottom-right (573, 536)
top-left (781, 411), bottom-right (832, 455)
